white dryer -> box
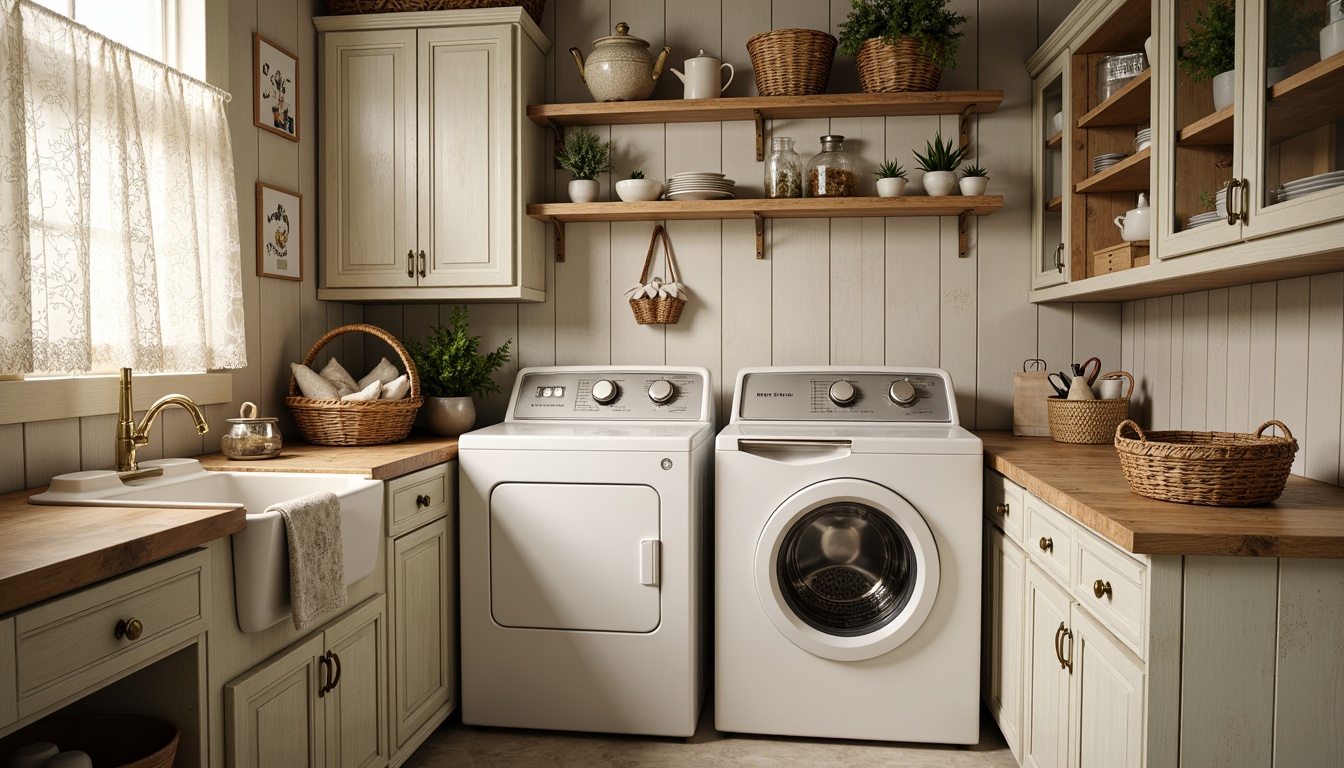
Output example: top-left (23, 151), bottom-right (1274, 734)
top-left (459, 366), bottom-right (714, 737)
top-left (715, 366), bottom-right (982, 744)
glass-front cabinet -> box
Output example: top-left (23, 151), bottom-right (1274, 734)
top-left (1033, 51), bottom-right (1070, 289)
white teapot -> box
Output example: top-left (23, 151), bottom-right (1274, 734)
top-left (1114, 192), bottom-right (1152, 242)
top-left (670, 50), bottom-right (735, 99)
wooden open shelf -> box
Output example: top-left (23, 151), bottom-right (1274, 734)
top-left (1074, 147), bottom-right (1151, 194)
top-left (1265, 51), bottom-right (1344, 144)
top-left (1075, 0), bottom-right (1149, 54)
top-left (1077, 69), bottom-right (1151, 129)
top-left (1046, 195), bottom-right (1063, 212)
top-left (1178, 104), bottom-right (1235, 146)
top-left (1047, 131), bottom-right (1063, 149)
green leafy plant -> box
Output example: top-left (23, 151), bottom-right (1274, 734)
top-left (961, 164), bottom-right (988, 178)
top-left (406, 307), bottom-right (512, 399)
top-left (873, 159), bottom-right (908, 179)
top-left (837, 0), bottom-right (969, 70)
top-left (628, 170), bottom-right (645, 179)
top-left (913, 132), bottom-right (970, 172)
top-left (555, 127), bottom-right (613, 180)
top-left (1267, 0), bottom-right (1326, 69)
top-left (1198, 189), bottom-right (1216, 212)
top-left (1178, 0), bottom-right (1236, 83)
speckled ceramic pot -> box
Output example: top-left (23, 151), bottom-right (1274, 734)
top-left (425, 396), bottom-right (475, 437)
top-left (569, 22), bottom-right (671, 102)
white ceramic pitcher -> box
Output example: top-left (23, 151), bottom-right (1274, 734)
top-left (671, 50), bottom-right (734, 99)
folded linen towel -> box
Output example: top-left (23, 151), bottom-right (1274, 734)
top-left (380, 373), bottom-right (410, 400)
top-left (358, 356), bottom-right (399, 390)
top-left (273, 491), bottom-right (346, 631)
top-left (319, 357), bottom-right (360, 395)
top-left (291, 363), bottom-right (339, 400)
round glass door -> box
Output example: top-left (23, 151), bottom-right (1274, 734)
top-left (755, 478), bottom-right (940, 661)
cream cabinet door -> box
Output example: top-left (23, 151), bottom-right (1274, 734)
top-left (389, 517), bottom-right (454, 751)
top-left (324, 598), bottom-right (389, 768)
top-left (1023, 563), bottom-right (1073, 768)
top-left (1069, 608), bottom-right (1145, 768)
top-left (321, 29), bottom-right (418, 289)
top-left (988, 525), bottom-right (1028, 761)
top-left (225, 633), bottom-right (327, 768)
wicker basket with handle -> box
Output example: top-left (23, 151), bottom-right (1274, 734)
top-left (0, 714), bottom-right (178, 768)
top-left (1047, 370), bottom-right (1133, 444)
top-left (628, 225), bottom-right (687, 325)
top-left (746, 28), bottom-right (837, 96)
top-left (286, 324), bottom-right (422, 446)
top-left (1114, 419), bottom-right (1298, 506)
top-left (855, 36), bottom-right (943, 93)
top-left (323, 0), bottom-right (546, 24)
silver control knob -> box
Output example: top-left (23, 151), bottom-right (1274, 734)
top-left (648, 379), bottom-right (675, 404)
top-left (828, 380), bottom-right (857, 406)
top-left (889, 379), bottom-right (918, 407)
top-left (591, 379), bottom-right (619, 405)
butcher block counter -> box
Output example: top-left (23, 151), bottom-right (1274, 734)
top-left (197, 435), bottom-right (459, 479)
top-left (977, 431), bottom-right (1344, 559)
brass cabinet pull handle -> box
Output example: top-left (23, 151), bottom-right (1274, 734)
top-left (406, 249), bottom-right (415, 278)
top-left (1094, 579), bottom-right (1113, 599)
top-left (995, 502), bottom-right (1010, 516)
top-left (1054, 621), bottom-right (1067, 669)
top-left (318, 653), bottom-right (331, 698)
top-left (1061, 625), bottom-right (1074, 673)
top-left (114, 618), bottom-right (143, 641)
top-left (1238, 177), bottom-right (1250, 224)
top-left (417, 250), bottom-right (427, 277)
top-left (1039, 536), bottom-right (1053, 552)
top-left (1054, 242), bottom-right (1065, 273)
top-left (416, 494), bottom-right (431, 508)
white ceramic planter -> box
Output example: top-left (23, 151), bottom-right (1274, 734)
top-left (568, 179), bottom-right (600, 203)
top-left (1211, 70), bottom-right (1236, 111)
top-left (615, 178), bottom-right (664, 201)
top-left (876, 177), bottom-right (907, 198)
top-left (425, 396), bottom-right (476, 437)
top-left (922, 170), bottom-right (957, 197)
top-left (1323, 19), bottom-right (1344, 61)
top-left (958, 176), bottom-right (989, 196)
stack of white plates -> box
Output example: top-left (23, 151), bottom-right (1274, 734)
top-left (1093, 153), bottom-right (1129, 173)
top-left (665, 172), bottom-right (736, 201)
top-left (1187, 211), bottom-right (1222, 229)
top-left (1134, 128), bottom-right (1152, 152)
top-left (1215, 185), bottom-right (1228, 216)
top-left (1270, 170), bottom-right (1344, 203)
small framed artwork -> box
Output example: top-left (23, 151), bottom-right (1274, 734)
top-left (253, 33), bottom-right (299, 141)
top-left (256, 182), bottom-right (303, 281)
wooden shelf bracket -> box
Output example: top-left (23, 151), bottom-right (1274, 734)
top-left (754, 212), bottom-right (764, 259)
top-left (547, 118), bottom-right (564, 167)
top-left (551, 217), bottom-right (565, 262)
top-left (959, 104), bottom-right (974, 150)
top-left (753, 110), bottom-right (764, 161)
top-left (958, 209), bottom-right (972, 258)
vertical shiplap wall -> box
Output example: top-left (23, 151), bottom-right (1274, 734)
top-left (1122, 271), bottom-right (1344, 487)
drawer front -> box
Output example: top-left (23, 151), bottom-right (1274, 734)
top-left (15, 549), bottom-right (208, 714)
top-left (1025, 495), bottom-right (1072, 585)
top-left (985, 469), bottom-right (1025, 544)
top-left (1074, 530), bottom-right (1147, 659)
top-left (387, 461), bottom-right (453, 537)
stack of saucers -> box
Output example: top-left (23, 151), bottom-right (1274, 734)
top-left (665, 172), bottom-right (737, 200)
top-left (1134, 128), bottom-right (1151, 152)
top-left (1093, 152), bottom-right (1129, 174)
top-left (1187, 211), bottom-right (1222, 229)
top-left (1270, 170), bottom-right (1344, 203)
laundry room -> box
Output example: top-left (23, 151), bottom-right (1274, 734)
top-left (2, 0), bottom-right (1343, 766)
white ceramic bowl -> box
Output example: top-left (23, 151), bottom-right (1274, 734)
top-left (615, 178), bottom-right (664, 202)
top-left (1323, 18), bottom-right (1344, 61)
top-left (1053, 111), bottom-right (1063, 133)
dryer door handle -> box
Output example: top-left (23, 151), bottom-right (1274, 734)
top-left (640, 539), bottom-right (660, 587)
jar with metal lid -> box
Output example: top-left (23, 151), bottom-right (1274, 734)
top-left (764, 136), bottom-right (803, 199)
top-left (221, 401), bottom-right (282, 460)
top-left (806, 134), bottom-right (856, 197)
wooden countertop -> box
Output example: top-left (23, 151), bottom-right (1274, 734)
top-left (977, 431), bottom-right (1344, 559)
top-left (197, 436), bottom-right (459, 480)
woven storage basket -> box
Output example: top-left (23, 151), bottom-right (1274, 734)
top-left (286, 324), bottom-right (422, 446)
top-left (855, 37), bottom-right (943, 93)
top-left (746, 29), bottom-right (837, 96)
top-left (0, 714), bottom-right (178, 768)
top-left (629, 225), bottom-right (687, 325)
top-left (324, 0), bottom-right (546, 23)
top-left (1047, 371), bottom-right (1133, 444)
top-left (1114, 419), bottom-right (1298, 506)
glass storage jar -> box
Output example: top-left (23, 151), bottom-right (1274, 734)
top-left (221, 401), bottom-right (282, 460)
top-left (806, 134), bottom-right (857, 197)
top-left (764, 136), bottom-right (803, 198)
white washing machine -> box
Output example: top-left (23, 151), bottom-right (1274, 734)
top-left (715, 366), bottom-right (983, 744)
top-left (459, 365), bottom-right (714, 737)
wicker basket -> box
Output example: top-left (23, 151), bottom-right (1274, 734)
top-left (629, 225), bottom-right (687, 325)
top-left (855, 37), bottom-right (943, 93)
top-left (1047, 371), bottom-right (1133, 444)
top-left (0, 714), bottom-right (178, 768)
top-left (323, 0), bottom-right (546, 24)
top-left (286, 324), bottom-right (422, 446)
top-left (746, 29), bottom-right (837, 96)
top-left (1114, 419), bottom-right (1298, 506)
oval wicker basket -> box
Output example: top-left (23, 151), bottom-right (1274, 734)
top-left (0, 714), bottom-right (178, 768)
top-left (1114, 419), bottom-right (1298, 506)
top-left (1047, 371), bottom-right (1133, 444)
top-left (746, 28), bottom-right (837, 96)
top-left (323, 0), bottom-right (546, 24)
top-left (286, 324), bottom-right (422, 446)
top-left (855, 36), bottom-right (943, 93)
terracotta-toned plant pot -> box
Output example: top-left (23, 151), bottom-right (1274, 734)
top-left (425, 396), bottom-right (476, 437)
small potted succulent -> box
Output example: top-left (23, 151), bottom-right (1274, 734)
top-left (873, 159), bottom-right (908, 197)
top-left (913, 132), bottom-right (969, 196)
top-left (405, 306), bottom-right (512, 436)
top-left (1178, 0), bottom-right (1236, 109)
top-left (615, 170), bottom-right (664, 202)
top-left (837, 0), bottom-right (969, 92)
top-left (958, 164), bottom-right (989, 196)
top-left (556, 127), bottom-right (613, 203)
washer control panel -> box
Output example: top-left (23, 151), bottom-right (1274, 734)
top-left (513, 369), bottom-right (708, 420)
top-left (738, 371), bottom-right (954, 423)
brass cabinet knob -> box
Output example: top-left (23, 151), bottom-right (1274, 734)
top-left (416, 494), bottom-right (431, 508)
top-left (1039, 536), bottom-right (1053, 552)
top-left (1093, 579), bottom-right (1113, 599)
top-left (114, 618), bottom-right (143, 641)
top-left (995, 502), bottom-right (1010, 516)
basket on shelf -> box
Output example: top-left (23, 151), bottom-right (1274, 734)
top-left (286, 324), bottom-right (422, 446)
top-left (1114, 419), bottom-right (1298, 506)
top-left (746, 28), bottom-right (837, 96)
top-left (323, 0), bottom-right (546, 24)
top-left (627, 225), bottom-right (687, 325)
top-left (855, 36), bottom-right (942, 93)
top-left (0, 714), bottom-right (178, 768)
top-left (1046, 371), bottom-right (1133, 444)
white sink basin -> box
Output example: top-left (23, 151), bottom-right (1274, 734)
top-left (30, 458), bottom-right (383, 633)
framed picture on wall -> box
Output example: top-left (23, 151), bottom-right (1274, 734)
top-left (256, 182), bottom-right (303, 281)
top-left (253, 33), bottom-right (299, 141)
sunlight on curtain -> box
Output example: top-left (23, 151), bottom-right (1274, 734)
top-left (0, 0), bottom-right (246, 375)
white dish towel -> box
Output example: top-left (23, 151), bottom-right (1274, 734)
top-left (273, 491), bottom-right (346, 630)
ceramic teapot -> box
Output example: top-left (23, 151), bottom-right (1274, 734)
top-left (570, 22), bottom-right (671, 102)
top-left (670, 50), bottom-right (735, 99)
top-left (1114, 192), bottom-right (1152, 242)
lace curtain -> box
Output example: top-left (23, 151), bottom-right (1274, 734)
top-left (0, 0), bottom-right (247, 375)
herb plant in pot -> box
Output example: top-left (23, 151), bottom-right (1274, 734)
top-left (556, 127), bottom-right (613, 203)
top-left (838, 0), bottom-right (969, 92)
top-left (958, 164), bottom-right (989, 196)
top-left (1178, 0), bottom-right (1236, 110)
top-left (913, 132), bottom-right (969, 197)
top-left (406, 307), bottom-right (512, 437)
top-left (874, 159), bottom-right (908, 197)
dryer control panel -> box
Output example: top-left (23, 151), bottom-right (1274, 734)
top-left (737, 370), bottom-right (954, 423)
top-left (510, 368), bottom-right (710, 421)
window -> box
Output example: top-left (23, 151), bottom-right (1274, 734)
top-left (29, 0), bottom-right (205, 78)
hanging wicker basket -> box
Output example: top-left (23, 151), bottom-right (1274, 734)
top-left (286, 324), bottom-right (422, 446)
top-left (855, 36), bottom-right (943, 93)
top-left (323, 0), bottom-right (546, 24)
top-left (1047, 371), bottom-right (1133, 444)
top-left (746, 28), bottom-right (837, 96)
top-left (628, 225), bottom-right (687, 325)
top-left (1114, 419), bottom-right (1298, 506)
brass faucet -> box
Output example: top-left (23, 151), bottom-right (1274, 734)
top-left (115, 367), bottom-right (210, 473)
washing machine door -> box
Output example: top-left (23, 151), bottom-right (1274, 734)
top-left (755, 478), bottom-right (940, 661)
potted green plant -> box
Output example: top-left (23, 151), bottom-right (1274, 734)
top-left (1178, 0), bottom-right (1236, 109)
top-left (615, 169), bottom-right (664, 202)
top-left (958, 164), bottom-right (989, 196)
top-left (405, 306), bottom-right (512, 436)
top-left (913, 132), bottom-right (969, 196)
top-left (837, 0), bottom-right (969, 92)
top-left (873, 159), bottom-right (908, 197)
top-left (1266, 0), bottom-right (1326, 83)
top-left (556, 127), bottom-right (613, 203)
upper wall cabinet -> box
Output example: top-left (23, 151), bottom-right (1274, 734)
top-left (315, 9), bottom-right (550, 303)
